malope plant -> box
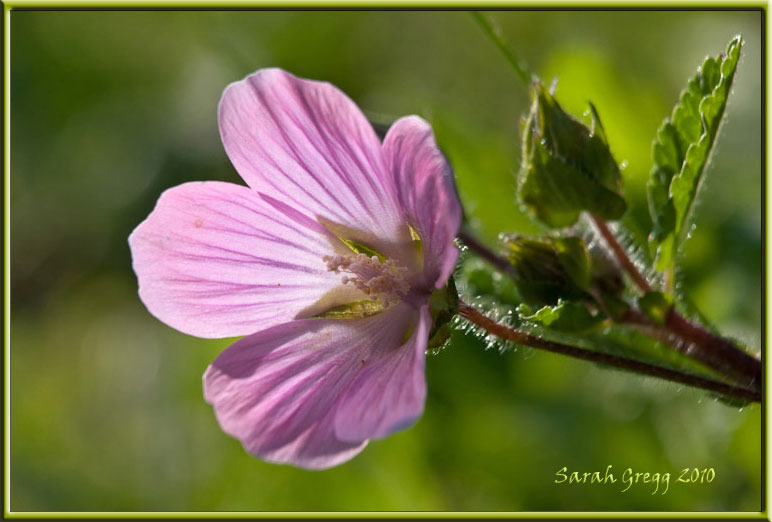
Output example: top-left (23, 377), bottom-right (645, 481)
top-left (129, 14), bottom-right (761, 468)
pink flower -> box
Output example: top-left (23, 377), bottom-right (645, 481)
top-left (129, 68), bottom-right (462, 469)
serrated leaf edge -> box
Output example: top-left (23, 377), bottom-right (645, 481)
top-left (669, 36), bottom-right (742, 246)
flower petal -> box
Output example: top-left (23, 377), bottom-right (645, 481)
top-left (334, 304), bottom-right (430, 442)
top-left (203, 303), bottom-right (419, 470)
top-left (129, 181), bottom-right (344, 339)
top-left (218, 68), bottom-right (406, 253)
top-left (383, 116), bottom-right (463, 289)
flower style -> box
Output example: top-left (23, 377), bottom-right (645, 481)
top-left (129, 68), bottom-right (462, 469)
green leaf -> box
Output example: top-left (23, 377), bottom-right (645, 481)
top-left (519, 319), bottom-right (727, 382)
top-left (647, 36), bottom-right (742, 271)
top-left (517, 300), bottom-right (603, 333)
top-left (519, 81), bottom-right (627, 228)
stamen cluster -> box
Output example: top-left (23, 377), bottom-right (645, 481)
top-left (324, 253), bottom-right (410, 305)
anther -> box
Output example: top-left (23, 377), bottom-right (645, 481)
top-left (323, 253), bottom-right (409, 305)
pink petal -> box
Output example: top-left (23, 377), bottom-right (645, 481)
top-left (203, 303), bottom-right (422, 470)
top-left (218, 68), bottom-right (407, 255)
top-left (382, 116), bottom-right (462, 289)
top-left (129, 181), bottom-right (343, 339)
top-left (334, 304), bottom-right (430, 442)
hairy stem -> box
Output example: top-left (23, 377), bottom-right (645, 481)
top-left (458, 228), bottom-right (761, 390)
top-left (589, 216), bottom-right (761, 387)
top-left (459, 302), bottom-right (760, 403)
top-left (621, 309), bottom-right (761, 389)
top-left (470, 12), bottom-right (532, 88)
top-left (457, 229), bottom-right (516, 277)
top-left (590, 215), bottom-right (652, 293)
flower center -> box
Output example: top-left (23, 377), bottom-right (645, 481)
top-left (323, 253), bottom-right (410, 306)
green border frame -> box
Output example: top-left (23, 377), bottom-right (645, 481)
top-left (2, 510), bottom-right (769, 518)
top-left (2, 1), bottom-right (771, 7)
top-left (5, 1), bottom-right (11, 519)
top-left (2, 3), bottom-right (767, 519)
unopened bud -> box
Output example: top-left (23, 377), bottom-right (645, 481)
top-left (504, 234), bottom-right (627, 318)
top-left (503, 235), bottom-right (590, 306)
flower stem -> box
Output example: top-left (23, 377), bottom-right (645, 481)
top-left (589, 215), bottom-right (761, 388)
top-left (470, 12), bottom-right (532, 89)
top-left (458, 228), bottom-right (761, 390)
top-left (458, 301), bottom-right (761, 403)
top-left (664, 310), bottom-right (761, 384)
top-left (620, 308), bottom-right (761, 389)
top-left (457, 228), bottom-right (515, 277)
top-left (590, 215), bottom-right (652, 293)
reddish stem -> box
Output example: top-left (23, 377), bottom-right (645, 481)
top-left (457, 229), bottom-right (516, 277)
top-left (457, 226), bottom-right (761, 390)
top-left (590, 215), bottom-right (652, 293)
top-left (459, 302), bottom-right (760, 403)
top-left (590, 216), bottom-right (761, 388)
top-left (664, 309), bottom-right (761, 387)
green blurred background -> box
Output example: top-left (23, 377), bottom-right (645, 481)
top-left (10, 10), bottom-right (762, 512)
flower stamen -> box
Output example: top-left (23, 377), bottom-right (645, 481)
top-left (323, 253), bottom-right (410, 306)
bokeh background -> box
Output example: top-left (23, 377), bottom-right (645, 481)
top-left (10, 10), bottom-right (762, 512)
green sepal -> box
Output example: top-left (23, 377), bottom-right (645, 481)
top-left (502, 235), bottom-right (590, 306)
top-left (458, 258), bottom-right (521, 306)
top-left (637, 291), bottom-right (674, 326)
top-left (426, 322), bottom-right (452, 351)
top-left (312, 299), bottom-right (386, 319)
top-left (596, 293), bottom-right (631, 323)
top-left (517, 300), bottom-right (604, 333)
top-left (460, 259), bottom-right (496, 295)
top-left (518, 81), bottom-right (626, 228)
top-left (427, 276), bottom-right (459, 349)
top-left (408, 224), bottom-right (424, 267)
top-left (339, 238), bottom-right (386, 262)
top-left (553, 237), bottom-right (592, 292)
top-left (647, 36), bottom-right (742, 270)
top-left (587, 245), bottom-right (625, 302)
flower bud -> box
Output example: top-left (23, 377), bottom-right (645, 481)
top-left (518, 81), bottom-right (627, 228)
top-left (586, 239), bottom-right (628, 320)
top-left (503, 234), bottom-right (627, 319)
top-left (503, 235), bottom-right (591, 306)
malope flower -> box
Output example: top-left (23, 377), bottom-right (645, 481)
top-left (129, 69), bottom-right (462, 469)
